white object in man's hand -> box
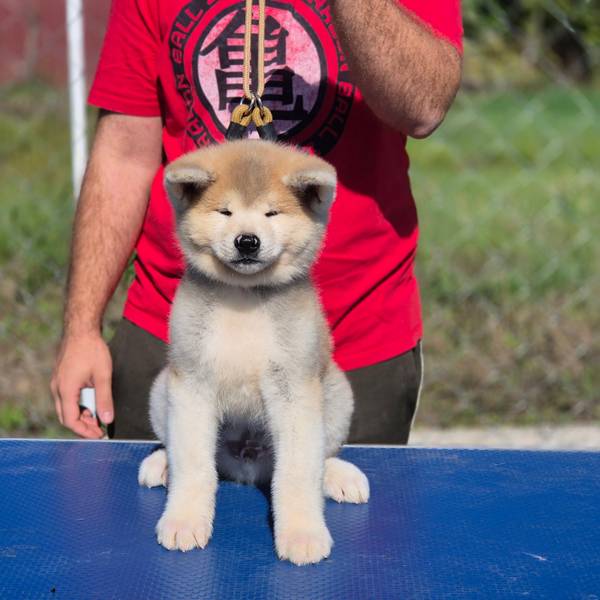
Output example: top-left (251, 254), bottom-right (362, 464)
top-left (79, 387), bottom-right (97, 418)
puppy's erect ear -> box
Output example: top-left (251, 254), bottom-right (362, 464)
top-left (284, 168), bottom-right (337, 220)
top-left (164, 164), bottom-right (215, 212)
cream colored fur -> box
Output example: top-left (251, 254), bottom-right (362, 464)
top-left (138, 140), bottom-right (369, 565)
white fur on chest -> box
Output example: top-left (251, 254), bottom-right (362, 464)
top-left (205, 295), bottom-right (275, 414)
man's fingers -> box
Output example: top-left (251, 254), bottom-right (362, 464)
top-left (67, 412), bottom-right (102, 439)
top-left (94, 371), bottom-right (114, 426)
top-left (80, 409), bottom-right (97, 427)
top-left (55, 399), bottom-right (64, 425)
top-left (61, 383), bottom-right (103, 439)
top-left (79, 422), bottom-right (103, 439)
top-left (50, 379), bottom-right (64, 425)
top-left (80, 409), bottom-right (104, 437)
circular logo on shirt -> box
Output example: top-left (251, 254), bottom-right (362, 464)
top-left (168, 0), bottom-right (354, 155)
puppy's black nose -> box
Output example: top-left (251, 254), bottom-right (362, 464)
top-left (234, 234), bottom-right (260, 255)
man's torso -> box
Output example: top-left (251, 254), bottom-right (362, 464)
top-left (90, 0), bottom-right (429, 370)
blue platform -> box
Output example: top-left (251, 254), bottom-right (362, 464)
top-left (1, 440), bottom-right (599, 599)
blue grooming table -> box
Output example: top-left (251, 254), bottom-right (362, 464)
top-left (1, 440), bottom-right (599, 599)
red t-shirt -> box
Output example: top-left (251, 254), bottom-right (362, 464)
top-left (89, 0), bottom-right (462, 371)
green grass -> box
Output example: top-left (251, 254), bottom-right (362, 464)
top-left (409, 85), bottom-right (600, 425)
top-left (0, 83), bottom-right (120, 437)
top-left (411, 87), bottom-right (599, 301)
top-left (0, 81), bottom-right (598, 435)
top-left (0, 84), bottom-right (70, 436)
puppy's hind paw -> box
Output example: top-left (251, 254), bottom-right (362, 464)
top-left (138, 449), bottom-right (168, 488)
top-left (323, 457), bottom-right (369, 504)
top-left (276, 522), bottom-right (333, 566)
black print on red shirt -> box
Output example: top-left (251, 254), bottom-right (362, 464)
top-left (198, 10), bottom-right (308, 122)
top-left (168, 0), bottom-right (354, 155)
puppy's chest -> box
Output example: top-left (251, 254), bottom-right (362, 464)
top-left (206, 303), bottom-right (276, 388)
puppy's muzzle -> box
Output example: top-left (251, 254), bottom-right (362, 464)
top-left (234, 234), bottom-right (261, 256)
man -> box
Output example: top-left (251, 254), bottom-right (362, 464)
top-left (51, 0), bottom-right (462, 441)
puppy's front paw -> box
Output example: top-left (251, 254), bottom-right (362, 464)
top-left (276, 521), bottom-right (333, 565)
top-left (156, 510), bottom-right (213, 552)
top-left (323, 457), bottom-right (369, 503)
top-left (138, 449), bottom-right (168, 488)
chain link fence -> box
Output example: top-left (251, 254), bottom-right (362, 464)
top-left (0, 1), bottom-right (598, 435)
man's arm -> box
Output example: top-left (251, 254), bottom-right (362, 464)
top-left (330, 0), bottom-right (462, 138)
top-left (51, 112), bottom-right (162, 438)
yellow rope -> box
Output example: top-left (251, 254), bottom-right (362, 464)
top-left (242, 0), bottom-right (266, 100)
top-left (230, 102), bottom-right (254, 126)
top-left (252, 105), bottom-right (273, 127)
top-left (228, 0), bottom-right (270, 138)
top-left (257, 0), bottom-right (266, 97)
top-left (242, 0), bottom-right (252, 100)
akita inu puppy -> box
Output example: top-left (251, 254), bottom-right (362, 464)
top-left (138, 140), bottom-right (369, 566)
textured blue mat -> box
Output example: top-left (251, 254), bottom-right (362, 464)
top-left (1, 440), bottom-right (599, 599)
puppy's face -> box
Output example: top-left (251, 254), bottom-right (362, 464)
top-left (164, 140), bottom-right (337, 287)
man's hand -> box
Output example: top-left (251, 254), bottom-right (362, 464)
top-left (51, 332), bottom-right (113, 439)
top-left (52, 111), bottom-right (162, 437)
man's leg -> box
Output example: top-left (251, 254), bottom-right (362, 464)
top-left (108, 318), bottom-right (167, 439)
top-left (346, 342), bottom-right (422, 444)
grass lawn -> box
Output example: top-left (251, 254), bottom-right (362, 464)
top-left (0, 82), bottom-right (598, 435)
top-left (409, 86), bottom-right (600, 425)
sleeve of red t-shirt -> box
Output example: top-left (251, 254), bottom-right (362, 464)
top-left (397, 0), bottom-right (463, 52)
top-left (88, 0), bottom-right (161, 116)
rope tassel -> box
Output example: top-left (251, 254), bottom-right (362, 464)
top-left (226, 102), bottom-right (255, 140)
top-left (252, 105), bottom-right (277, 141)
top-left (226, 0), bottom-right (276, 141)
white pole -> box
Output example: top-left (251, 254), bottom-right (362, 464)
top-left (66, 0), bottom-right (88, 202)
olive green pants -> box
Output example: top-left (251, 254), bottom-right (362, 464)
top-left (109, 319), bottom-right (422, 444)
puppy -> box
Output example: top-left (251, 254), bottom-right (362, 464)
top-left (138, 140), bottom-right (369, 566)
